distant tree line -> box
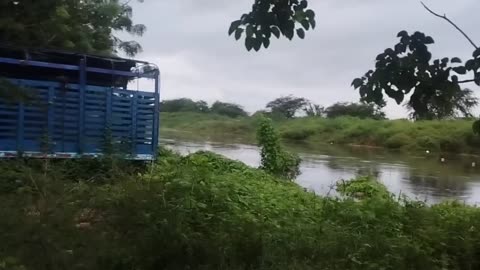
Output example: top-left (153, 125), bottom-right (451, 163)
top-left (160, 99), bottom-right (248, 118)
top-left (260, 95), bottom-right (385, 120)
top-left (161, 96), bottom-right (386, 120)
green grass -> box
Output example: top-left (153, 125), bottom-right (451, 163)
top-left (160, 112), bottom-right (480, 154)
top-left (161, 112), bottom-right (257, 141)
top-left (3, 151), bottom-right (480, 269)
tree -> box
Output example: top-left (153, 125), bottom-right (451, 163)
top-left (1, 0), bottom-right (316, 55)
top-left (325, 102), bottom-right (386, 120)
top-left (0, 0), bottom-right (146, 56)
top-left (352, 3), bottom-right (480, 120)
top-left (405, 88), bottom-right (478, 120)
top-left (210, 101), bottom-right (248, 118)
top-left (229, 0), bottom-right (316, 51)
top-left (303, 103), bottom-right (324, 117)
top-left (266, 95), bottom-right (308, 118)
top-left (160, 98), bottom-right (210, 113)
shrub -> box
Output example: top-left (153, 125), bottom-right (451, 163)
top-left (281, 128), bottom-right (315, 140)
top-left (257, 117), bottom-right (301, 180)
top-left (385, 133), bottom-right (410, 149)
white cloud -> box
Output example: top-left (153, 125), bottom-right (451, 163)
top-left (123, 0), bottom-right (480, 119)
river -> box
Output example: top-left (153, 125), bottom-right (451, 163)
top-left (162, 136), bottom-right (480, 205)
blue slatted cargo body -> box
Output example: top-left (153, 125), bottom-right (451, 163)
top-left (0, 46), bottom-right (160, 160)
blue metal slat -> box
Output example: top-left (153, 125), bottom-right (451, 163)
top-left (152, 71), bottom-right (160, 155)
top-left (16, 102), bottom-right (24, 153)
top-left (131, 92), bottom-right (138, 155)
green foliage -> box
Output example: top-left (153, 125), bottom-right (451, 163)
top-left (266, 95), bottom-right (309, 118)
top-left (281, 127), bottom-right (315, 140)
top-left (230, 0), bottom-right (316, 51)
top-left (385, 133), bottom-right (410, 149)
top-left (336, 176), bottom-right (391, 199)
top-left (210, 101), bottom-right (248, 118)
top-left (5, 150), bottom-right (480, 269)
top-left (0, 0), bottom-right (145, 56)
top-left (256, 117), bottom-right (301, 179)
top-left (161, 112), bottom-right (480, 154)
top-left (160, 98), bottom-right (210, 113)
top-left (0, 258), bottom-right (26, 270)
top-left (354, 31), bottom-right (478, 120)
top-left (325, 102), bottom-right (386, 120)
top-left (303, 103), bottom-right (324, 117)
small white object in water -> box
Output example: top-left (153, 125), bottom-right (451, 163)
top-left (440, 157), bottom-right (445, 163)
top-left (472, 162), bottom-right (476, 168)
top-left (426, 150), bottom-right (430, 154)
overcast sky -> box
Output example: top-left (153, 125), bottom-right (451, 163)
top-left (124, 0), bottom-right (480, 119)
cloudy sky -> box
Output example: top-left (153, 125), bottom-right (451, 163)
top-left (124, 0), bottom-right (479, 119)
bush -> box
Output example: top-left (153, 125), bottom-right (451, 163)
top-left (281, 128), bottom-right (315, 140)
top-left (385, 133), bottom-right (410, 149)
top-left (4, 152), bottom-right (480, 269)
top-left (257, 117), bottom-right (301, 180)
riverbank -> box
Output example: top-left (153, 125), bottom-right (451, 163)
top-left (2, 150), bottom-right (480, 269)
top-left (160, 112), bottom-right (480, 154)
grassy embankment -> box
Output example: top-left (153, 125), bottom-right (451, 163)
top-left (160, 112), bottom-right (480, 154)
top-left (2, 150), bottom-right (480, 269)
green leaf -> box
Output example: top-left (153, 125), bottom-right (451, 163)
top-left (310, 19), bottom-right (316, 29)
top-left (301, 19), bottom-right (310, 30)
top-left (297, 28), bottom-right (305, 39)
top-left (453, 66), bottom-right (467, 75)
top-left (451, 57), bottom-right (462, 63)
top-left (229, 20), bottom-right (242, 35)
top-left (263, 38), bottom-right (270, 49)
top-left (465, 59), bottom-right (476, 70)
top-left (271, 27), bottom-right (281, 38)
top-left (253, 38), bottom-right (262, 51)
top-left (425, 36), bottom-right (434, 44)
top-left (246, 25), bottom-right (254, 38)
top-left (305, 9), bottom-right (315, 20)
top-left (245, 37), bottom-right (254, 51)
top-left (451, 75), bottom-right (459, 83)
top-left (285, 28), bottom-right (294, 40)
top-left (359, 86), bottom-right (367, 97)
top-left (235, 28), bottom-right (243, 40)
top-left (351, 78), bottom-right (363, 88)
top-left (299, 0), bottom-right (308, 9)
top-left (397, 30), bottom-right (408, 38)
top-left (474, 48), bottom-right (480, 58)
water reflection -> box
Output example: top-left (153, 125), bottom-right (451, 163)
top-left (162, 137), bottom-right (480, 205)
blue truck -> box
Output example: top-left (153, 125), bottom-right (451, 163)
top-left (0, 46), bottom-right (160, 160)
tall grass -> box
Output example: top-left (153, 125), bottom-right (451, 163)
top-left (2, 151), bottom-right (480, 269)
top-left (161, 113), bottom-right (480, 154)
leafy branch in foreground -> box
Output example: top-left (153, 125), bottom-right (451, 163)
top-left (0, 0), bottom-right (146, 56)
top-left (353, 3), bottom-right (480, 121)
top-left (229, 0), bottom-right (316, 51)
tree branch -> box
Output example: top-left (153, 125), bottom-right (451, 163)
top-left (458, 79), bottom-right (476, 84)
top-left (421, 1), bottom-right (478, 49)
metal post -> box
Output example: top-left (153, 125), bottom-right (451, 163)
top-left (131, 92), bottom-right (138, 157)
top-left (16, 102), bottom-right (24, 155)
top-left (152, 70), bottom-right (160, 157)
top-left (78, 58), bottom-right (86, 154)
top-left (47, 86), bottom-right (55, 153)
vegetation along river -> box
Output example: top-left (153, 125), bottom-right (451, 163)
top-left (162, 136), bottom-right (480, 205)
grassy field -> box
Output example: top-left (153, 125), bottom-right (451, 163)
top-left (3, 150), bottom-right (480, 269)
top-left (160, 112), bottom-right (480, 154)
